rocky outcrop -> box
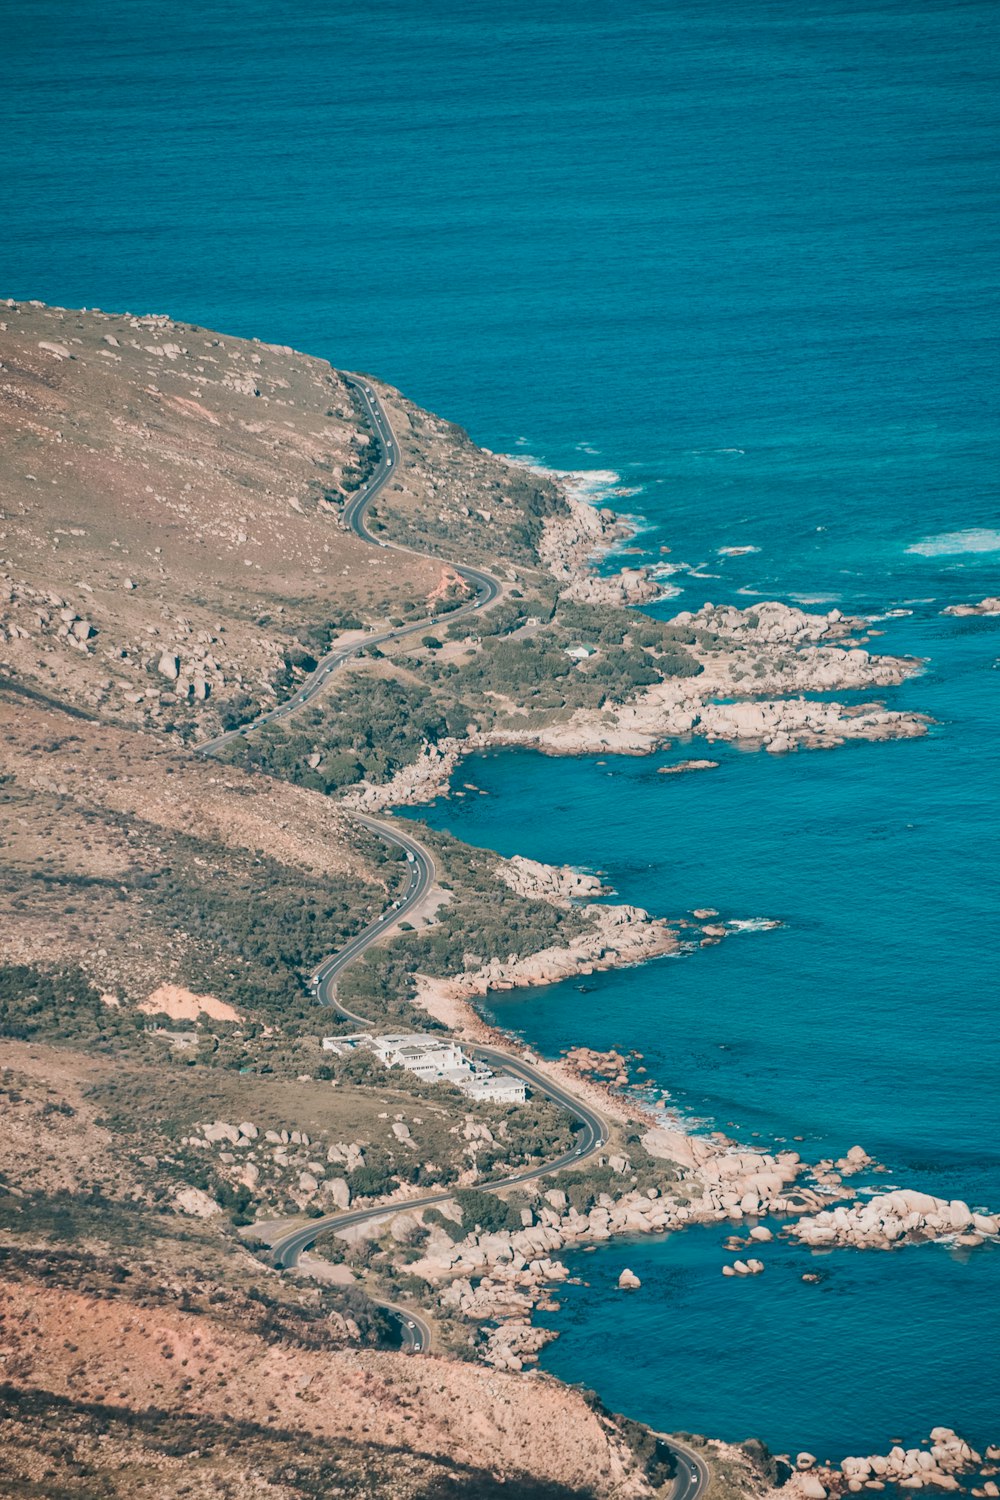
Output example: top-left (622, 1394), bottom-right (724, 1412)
top-left (443, 901), bottom-right (678, 999)
top-left (721, 1258), bottom-right (764, 1277)
top-left (674, 600), bottom-right (854, 646)
top-left (343, 737), bottom-right (468, 810)
top-left (535, 484), bottom-right (631, 584)
top-left (496, 854), bottom-right (608, 906)
top-left (658, 758), bottom-right (719, 774)
top-left (564, 1046), bottom-right (632, 1087)
top-left (563, 566), bottom-right (666, 607)
top-left (789, 1189), bottom-right (1000, 1250)
top-left (943, 597), bottom-right (1000, 617)
top-left (697, 696), bottom-right (926, 753)
top-left (172, 1185), bottom-right (223, 1218)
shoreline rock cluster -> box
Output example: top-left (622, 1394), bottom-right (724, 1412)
top-left (785, 1428), bottom-right (1000, 1497)
top-left (534, 475), bottom-right (671, 607)
top-left (789, 1189), bottom-right (1000, 1250)
top-left (943, 597), bottom-right (1000, 617)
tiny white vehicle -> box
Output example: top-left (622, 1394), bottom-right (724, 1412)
top-left (406, 851), bottom-right (415, 863)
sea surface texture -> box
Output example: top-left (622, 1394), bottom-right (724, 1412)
top-left (5, 0), bottom-right (998, 1461)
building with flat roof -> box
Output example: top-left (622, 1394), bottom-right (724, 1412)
top-left (321, 1030), bottom-right (527, 1104)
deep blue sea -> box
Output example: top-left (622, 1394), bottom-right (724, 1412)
top-left (5, 0), bottom-right (998, 1464)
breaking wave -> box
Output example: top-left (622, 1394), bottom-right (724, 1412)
top-left (906, 528), bottom-right (1000, 557)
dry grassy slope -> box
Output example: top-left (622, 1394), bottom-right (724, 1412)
top-left (0, 1271), bottom-right (652, 1498)
top-left (0, 1038), bottom-right (501, 1228)
top-left (0, 1388), bottom-right (604, 1500)
top-left (0, 299), bottom-right (443, 730)
top-left (0, 299), bottom-right (562, 740)
top-left (0, 690), bottom-right (392, 1001)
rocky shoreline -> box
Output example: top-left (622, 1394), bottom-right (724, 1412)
top-left (344, 595), bottom-right (930, 817)
top-left (342, 477), bottom-right (990, 1476)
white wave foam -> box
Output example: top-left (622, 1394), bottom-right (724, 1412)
top-left (789, 592), bottom-right (840, 605)
top-left (561, 468), bottom-right (623, 503)
top-left (727, 917), bottom-right (781, 933)
top-left (906, 528), bottom-right (1000, 557)
top-left (718, 544), bottom-right (760, 557)
top-left (499, 453), bottom-right (624, 508)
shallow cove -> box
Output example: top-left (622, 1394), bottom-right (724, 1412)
top-left (399, 608), bottom-right (1000, 1456)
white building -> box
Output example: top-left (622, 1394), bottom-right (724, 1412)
top-left (465, 1074), bottom-right (529, 1105)
top-left (321, 1030), bottom-right (526, 1104)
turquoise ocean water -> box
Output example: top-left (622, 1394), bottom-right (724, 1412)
top-left (5, 0), bottom-right (998, 1462)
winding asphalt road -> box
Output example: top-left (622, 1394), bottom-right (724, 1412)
top-left (195, 378), bottom-right (706, 1495)
top-left (196, 375), bottom-right (497, 759)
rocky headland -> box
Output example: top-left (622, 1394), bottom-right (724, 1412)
top-left (345, 598), bottom-right (930, 821)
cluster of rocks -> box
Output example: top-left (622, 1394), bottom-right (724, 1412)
top-left (698, 696), bottom-right (926, 755)
top-left (562, 1046), bottom-right (633, 1087)
top-left (676, 1145), bottom-right (808, 1221)
top-left (480, 1319), bottom-right (558, 1371)
top-left (563, 565), bottom-right (666, 607)
top-left (789, 1189), bottom-right (999, 1250)
top-left (497, 854), bottom-right (608, 907)
top-left (721, 1257), bottom-right (764, 1277)
top-left (440, 1254), bottom-right (569, 1318)
top-left (175, 1118), bottom-right (360, 1213)
top-left (658, 758), bottom-right (719, 774)
top-left (435, 1238), bottom-right (571, 1371)
top-left (790, 1429), bottom-right (999, 1496)
top-left (0, 564), bottom-right (259, 721)
top-left (673, 600), bottom-right (853, 645)
top-left (943, 597), bottom-right (1000, 617)
top-left (413, 1184), bottom-right (681, 1295)
top-left (0, 578), bottom-right (98, 651)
